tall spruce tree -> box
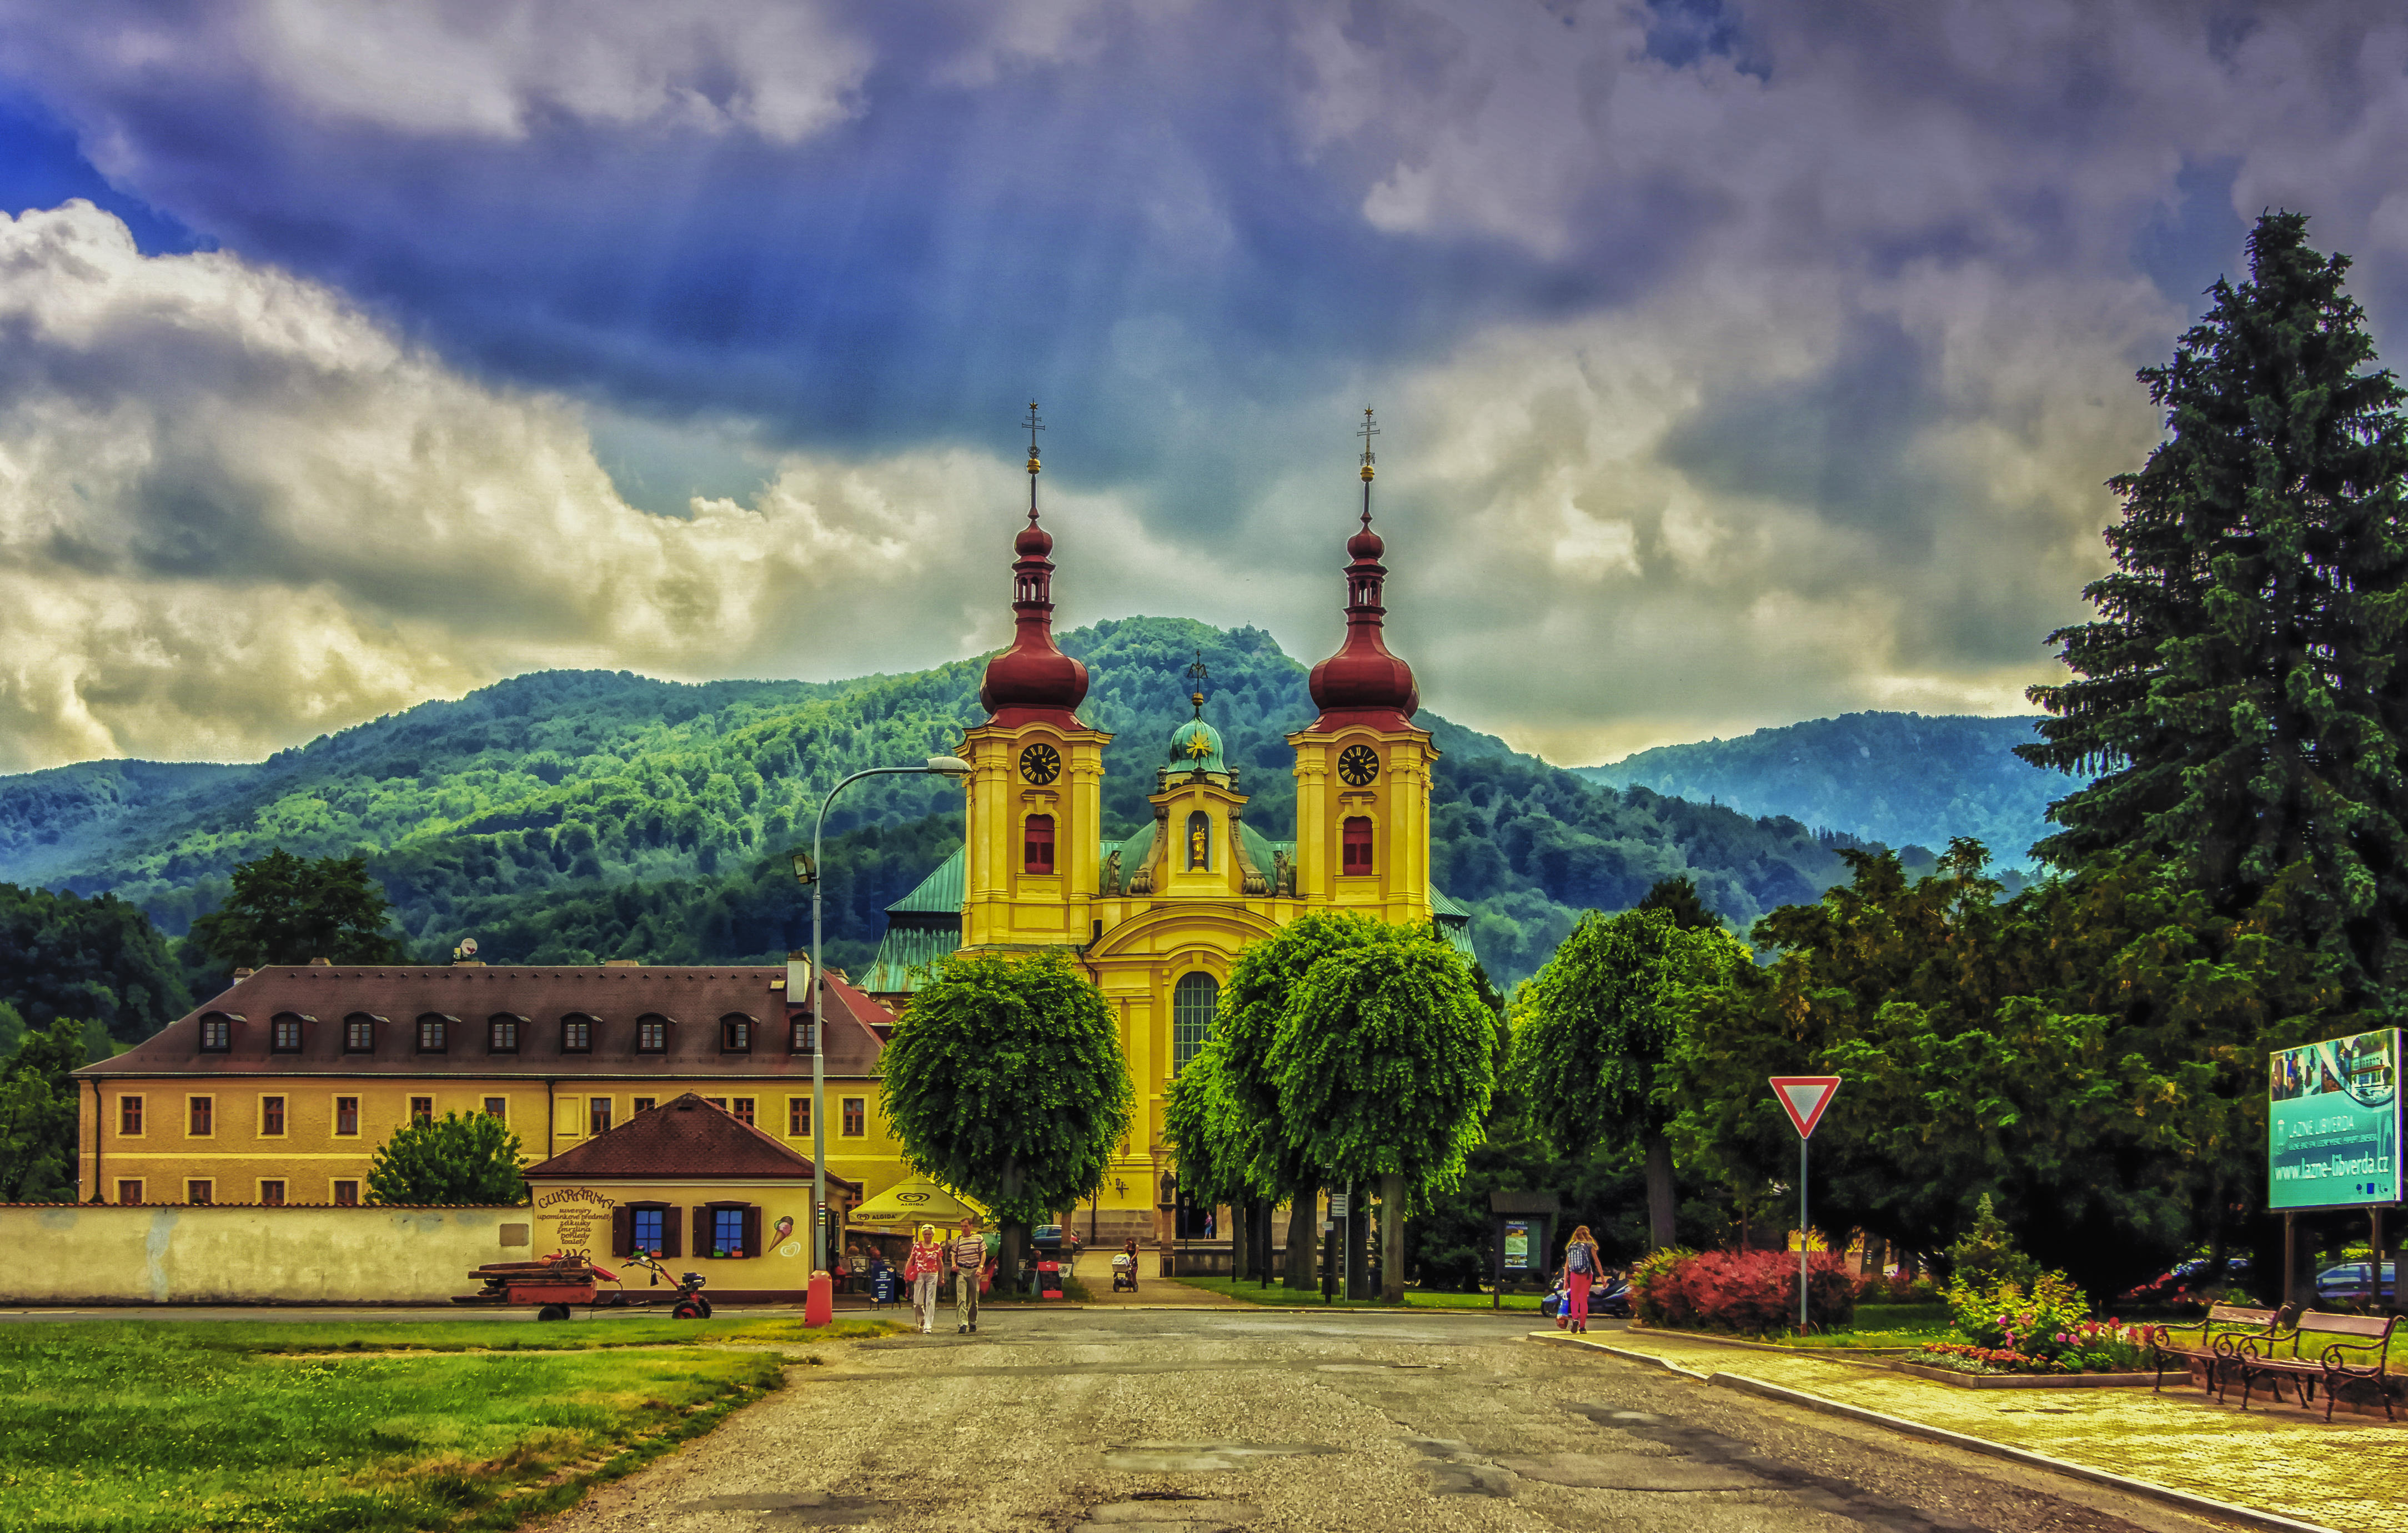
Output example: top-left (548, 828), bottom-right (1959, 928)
top-left (2021, 213), bottom-right (2408, 1005)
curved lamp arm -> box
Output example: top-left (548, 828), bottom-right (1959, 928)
top-left (800, 755), bottom-right (970, 1272)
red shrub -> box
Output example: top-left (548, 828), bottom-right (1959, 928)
top-left (1634, 1249), bottom-right (1857, 1332)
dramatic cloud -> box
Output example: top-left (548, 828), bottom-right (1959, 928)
top-left (0, 202), bottom-right (1256, 771)
top-left (1, 1), bottom-right (2406, 768)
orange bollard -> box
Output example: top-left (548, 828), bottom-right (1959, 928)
top-left (805, 1271), bottom-right (834, 1327)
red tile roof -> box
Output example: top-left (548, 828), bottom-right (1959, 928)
top-left (74, 964), bottom-right (894, 1080)
top-left (523, 1092), bottom-right (861, 1187)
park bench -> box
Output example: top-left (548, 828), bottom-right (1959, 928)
top-left (2149, 1304), bottom-right (2294, 1399)
top-left (2234, 1310), bottom-right (2400, 1421)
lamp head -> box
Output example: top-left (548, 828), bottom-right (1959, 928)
top-left (925, 755), bottom-right (972, 777)
top-left (789, 849), bottom-right (817, 885)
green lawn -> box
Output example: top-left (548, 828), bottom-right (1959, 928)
top-left (0, 1315), bottom-right (885, 1532)
top-left (1167, 1276), bottom-right (1546, 1311)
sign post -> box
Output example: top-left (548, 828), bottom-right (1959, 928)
top-left (2268, 1030), bottom-right (2401, 1311)
top-left (1770, 1076), bottom-right (1842, 1332)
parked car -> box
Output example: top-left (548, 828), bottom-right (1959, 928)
top-left (2314, 1261), bottom-right (2399, 1307)
top-left (1029, 1224), bottom-right (1083, 1256)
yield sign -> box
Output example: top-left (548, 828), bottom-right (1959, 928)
top-left (1769, 1076), bottom-right (1841, 1139)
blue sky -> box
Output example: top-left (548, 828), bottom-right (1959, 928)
top-left (0, 1), bottom-right (2398, 772)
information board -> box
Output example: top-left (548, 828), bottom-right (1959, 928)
top-left (2269, 1029), bottom-right (2402, 1211)
top-left (1502, 1218), bottom-right (1534, 1270)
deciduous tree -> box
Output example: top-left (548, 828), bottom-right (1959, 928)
top-left (190, 849), bottom-right (412, 971)
top-left (365, 1111), bottom-right (529, 1206)
top-left (0, 1016), bottom-right (93, 1202)
top-left (1269, 916), bottom-right (1498, 1300)
top-left (1513, 899), bottom-right (1745, 1249)
top-left (879, 951), bottom-right (1133, 1290)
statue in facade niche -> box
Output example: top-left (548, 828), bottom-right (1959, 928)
top-left (1101, 849), bottom-right (1121, 897)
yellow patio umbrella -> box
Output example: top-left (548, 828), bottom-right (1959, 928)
top-left (849, 1176), bottom-right (989, 1229)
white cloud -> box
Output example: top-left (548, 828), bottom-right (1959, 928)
top-left (0, 202), bottom-right (1229, 771)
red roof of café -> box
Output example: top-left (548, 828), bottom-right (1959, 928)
top-left (523, 1092), bottom-right (860, 1187)
top-left (73, 964), bottom-right (895, 1079)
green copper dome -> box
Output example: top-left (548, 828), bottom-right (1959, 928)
top-left (1169, 718), bottom-right (1226, 774)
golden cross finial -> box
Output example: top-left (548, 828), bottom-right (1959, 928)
top-left (1186, 649), bottom-right (1208, 718)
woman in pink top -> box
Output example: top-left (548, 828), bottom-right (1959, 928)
top-left (902, 1224), bottom-right (945, 1333)
top-left (1561, 1225), bottom-right (1604, 1335)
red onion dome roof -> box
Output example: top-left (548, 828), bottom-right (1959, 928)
top-left (979, 507), bottom-right (1087, 727)
top-left (1307, 509), bottom-right (1417, 730)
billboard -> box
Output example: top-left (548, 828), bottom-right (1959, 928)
top-left (2269, 1029), bottom-right (2402, 1211)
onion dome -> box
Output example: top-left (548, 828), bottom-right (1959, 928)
top-left (978, 403), bottom-right (1089, 728)
top-left (1307, 409), bottom-right (1419, 732)
top-left (1170, 717), bottom-right (1226, 775)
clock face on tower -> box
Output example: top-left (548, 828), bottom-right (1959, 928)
top-left (1019, 742), bottom-right (1062, 785)
top-left (1337, 744), bottom-right (1379, 787)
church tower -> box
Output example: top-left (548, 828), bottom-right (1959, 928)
top-left (1288, 409), bottom-right (1436, 920)
top-left (959, 404), bottom-right (1111, 950)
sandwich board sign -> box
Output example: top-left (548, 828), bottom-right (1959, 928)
top-left (1770, 1076), bottom-right (1842, 1140)
top-left (1769, 1075), bottom-right (1841, 1330)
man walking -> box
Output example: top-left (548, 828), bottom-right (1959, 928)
top-left (949, 1215), bottom-right (989, 1334)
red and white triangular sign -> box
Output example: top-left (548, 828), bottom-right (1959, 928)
top-left (1769, 1076), bottom-right (1841, 1139)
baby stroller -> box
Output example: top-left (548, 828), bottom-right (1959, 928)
top-left (1540, 1270), bottom-right (1570, 1325)
top-left (1111, 1250), bottom-right (1139, 1292)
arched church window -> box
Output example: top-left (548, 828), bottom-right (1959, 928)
top-left (1186, 811), bottom-right (1210, 870)
top-left (1172, 973), bottom-right (1218, 1075)
top-left (1342, 816), bottom-right (1374, 875)
top-left (1024, 814), bottom-right (1055, 874)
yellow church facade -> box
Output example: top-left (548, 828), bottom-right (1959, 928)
top-left (865, 414), bottom-right (1474, 1243)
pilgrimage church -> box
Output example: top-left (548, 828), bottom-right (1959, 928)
top-left (66, 409), bottom-right (1471, 1273)
top-left (862, 409), bottom-right (1476, 1238)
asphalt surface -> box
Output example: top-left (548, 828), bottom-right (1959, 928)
top-left (533, 1309), bottom-right (2248, 1533)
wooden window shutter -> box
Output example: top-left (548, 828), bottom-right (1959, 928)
top-left (610, 1205), bottom-right (633, 1258)
top-left (743, 1205), bottom-right (762, 1259)
top-left (660, 1206), bottom-right (682, 1258)
top-left (693, 1206), bottom-right (711, 1259)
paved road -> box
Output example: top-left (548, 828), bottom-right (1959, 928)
top-left (538, 1309), bottom-right (2241, 1533)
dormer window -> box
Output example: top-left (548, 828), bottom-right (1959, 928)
top-left (561, 1015), bottom-right (594, 1054)
top-left (269, 1014), bottom-right (306, 1053)
top-left (198, 1014), bottom-right (234, 1053)
top-left (1342, 816), bottom-right (1374, 875)
top-left (1024, 814), bottom-right (1055, 874)
top-left (791, 1016), bottom-right (815, 1052)
top-left (416, 1015), bottom-right (450, 1054)
top-left (488, 1015), bottom-right (520, 1054)
top-left (636, 1015), bottom-right (668, 1054)
top-left (720, 1015), bottom-right (753, 1054)
top-left (343, 1014), bottom-right (377, 1053)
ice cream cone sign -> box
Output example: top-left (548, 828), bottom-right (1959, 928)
top-left (773, 1215), bottom-right (794, 1245)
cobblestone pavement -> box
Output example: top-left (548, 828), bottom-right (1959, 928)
top-left (1587, 1327), bottom-right (2406, 1533)
top-left (534, 1307), bottom-right (2256, 1532)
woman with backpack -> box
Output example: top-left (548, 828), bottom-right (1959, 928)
top-left (1561, 1225), bottom-right (1604, 1334)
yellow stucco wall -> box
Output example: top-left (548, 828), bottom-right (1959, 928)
top-left (529, 1177), bottom-right (826, 1296)
top-left (0, 1204), bottom-right (527, 1304)
top-left (79, 1076), bottom-right (911, 1210)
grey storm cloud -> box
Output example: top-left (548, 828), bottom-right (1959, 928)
top-left (0, 0), bottom-right (2406, 771)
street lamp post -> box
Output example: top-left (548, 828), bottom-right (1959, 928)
top-left (795, 755), bottom-right (970, 1275)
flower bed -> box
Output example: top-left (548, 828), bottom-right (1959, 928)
top-left (1923, 1270), bottom-right (2155, 1374)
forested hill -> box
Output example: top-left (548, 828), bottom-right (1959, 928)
top-left (1577, 712), bottom-right (2080, 870)
top-left (0, 617), bottom-right (1899, 995)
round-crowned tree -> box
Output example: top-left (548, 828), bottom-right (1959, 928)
top-left (365, 1111), bottom-right (528, 1205)
top-left (1267, 915), bottom-right (1498, 1300)
top-left (879, 950), bottom-right (1133, 1290)
top-left (1513, 903), bottom-right (1745, 1250)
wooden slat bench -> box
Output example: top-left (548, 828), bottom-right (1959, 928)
top-left (2149, 1304), bottom-right (2295, 1399)
top-left (2235, 1310), bottom-right (2400, 1421)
